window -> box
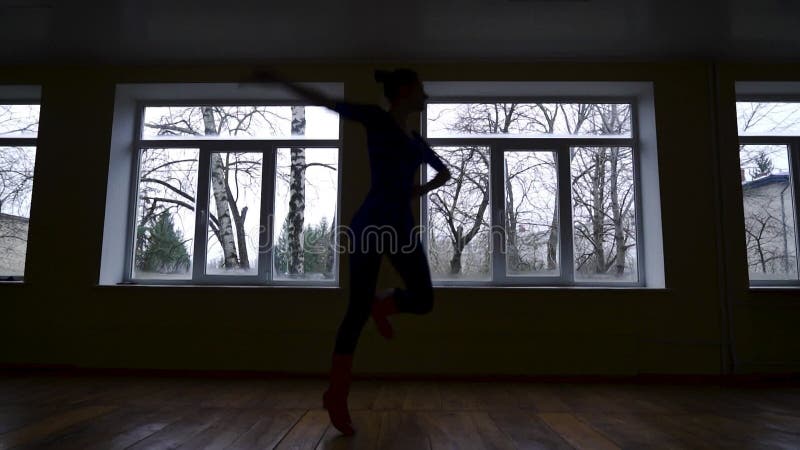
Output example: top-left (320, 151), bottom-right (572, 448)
top-left (130, 105), bottom-right (340, 284)
top-left (423, 96), bottom-right (647, 286)
top-left (0, 95), bottom-right (40, 281)
top-left (736, 100), bottom-right (800, 285)
top-left (108, 91), bottom-right (342, 285)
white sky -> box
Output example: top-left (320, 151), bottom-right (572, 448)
top-left (736, 102), bottom-right (798, 182)
top-left (0, 105), bottom-right (39, 138)
top-left (426, 103), bottom-right (632, 138)
top-left (142, 106), bottom-right (340, 140)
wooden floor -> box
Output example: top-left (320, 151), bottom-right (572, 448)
top-left (0, 372), bottom-right (799, 449)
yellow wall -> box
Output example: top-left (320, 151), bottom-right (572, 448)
top-left (715, 63), bottom-right (800, 375)
top-left (0, 62), bottom-right (795, 376)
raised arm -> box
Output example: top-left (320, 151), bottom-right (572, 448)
top-left (248, 69), bottom-right (381, 126)
top-left (249, 69), bottom-right (337, 110)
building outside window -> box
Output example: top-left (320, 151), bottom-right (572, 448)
top-left (0, 91), bottom-right (39, 281)
top-left (736, 99), bottom-right (800, 285)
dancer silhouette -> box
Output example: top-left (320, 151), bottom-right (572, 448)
top-left (251, 68), bottom-right (451, 435)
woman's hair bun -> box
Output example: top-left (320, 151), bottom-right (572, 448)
top-left (374, 70), bottom-right (392, 83)
top-left (374, 68), bottom-right (420, 101)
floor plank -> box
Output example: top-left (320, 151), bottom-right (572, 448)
top-left (125, 406), bottom-right (226, 449)
top-left (175, 408), bottom-right (263, 449)
top-left (22, 405), bottom-right (183, 450)
top-left (418, 410), bottom-right (487, 450)
top-left (488, 409), bottom-right (573, 449)
top-left (403, 382), bottom-right (442, 410)
top-left (0, 404), bottom-right (115, 450)
top-left (469, 411), bottom-right (517, 450)
top-left (538, 412), bottom-right (620, 450)
top-left (0, 372), bottom-right (798, 450)
top-left (275, 409), bottom-right (330, 450)
top-left (440, 382), bottom-right (480, 411)
top-left (373, 382), bottom-right (409, 410)
top-left (316, 410), bottom-right (382, 449)
top-left (226, 409), bottom-right (305, 450)
top-left (508, 382), bottom-right (572, 412)
top-left (378, 411), bottom-right (431, 450)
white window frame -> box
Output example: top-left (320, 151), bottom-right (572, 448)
top-left (736, 86), bottom-right (800, 288)
top-left (0, 85), bottom-right (41, 282)
top-left (100, 83), bottom-right (343, 286)
top-left (420, 82), bottom-right (663, 288)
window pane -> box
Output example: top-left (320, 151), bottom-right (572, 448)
top-left (737, 102), bottom-right (800, 136)
top-left (571, 147), bottom-right (638, 282)
top-left (0, 146), bottom-right (36, 278)
top-left (142, 106), bottom-right (339, 140)
top-left (426, 146), bottom-right (491, 281)
top-left (426, 103), bottom-right (631, 138)
top-left (0, 105), bottom-right (39, 137)
top-left (273, 147), bottom-right (338, 280)
top-left (739, 145), bottom-right (798, 280)
top-left (133, 148), bottom-right (199, 280)
top-left (206, 152), bottom-right (263, 276)
top-left (504, 151), bottom-right (559, 276)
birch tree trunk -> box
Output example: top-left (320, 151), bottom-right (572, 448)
top-left (287, 106), bottom-right (306, 276)
top-left (609, 148), bottom-right (626, 276)
top-left (202, 107), bottom-right (239, 269)
top-left (591, 151), bottom-right (606, 274)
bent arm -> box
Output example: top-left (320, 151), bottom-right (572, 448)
top-left (416, 145), bottom-right (452, 196)
top-left (419, 167), bottom-right (451, 195)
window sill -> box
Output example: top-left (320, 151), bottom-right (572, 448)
top-left (97, 283), bottom-right (341, 289)
top-left (748, 286), bottom-right (800, 292)
top-left (434, 285), bottom-right (669, 292)
top-left (94, 283), bottom-right (668, 292)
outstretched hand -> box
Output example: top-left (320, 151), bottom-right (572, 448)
top-left (247, 67), bottom-right (283, 84)
top-left (242, 68), bottom-right (336, 109)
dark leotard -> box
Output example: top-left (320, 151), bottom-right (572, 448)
top-left (332, 101), bottom-right (445, 354)
top-left (334, 102), bottom-right (447, 236)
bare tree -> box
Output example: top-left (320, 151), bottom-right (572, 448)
top-left (141, 106), bottom-right (272, 272)
top-left (427, 102), bottom-right (635, 278)
top-left (566, 103), bottom-right (637, 279)
top-left (428, 145), bottom-right (490, 275)
top-left (287, 106), bottom-right (306, 276)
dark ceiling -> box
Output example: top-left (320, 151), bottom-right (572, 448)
top-left (1, 0), bottom-right (799, 64)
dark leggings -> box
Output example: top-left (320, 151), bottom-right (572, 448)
top-left (333, 218), bottom-right (435, 355)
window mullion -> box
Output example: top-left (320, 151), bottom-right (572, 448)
top-left (490, 144), bottom-right (505, 283)
top-left (420, 162), bottom-right (430, 261)
top-left (557, 144), bottom-right (574, 284)
top-left (123, 148), bottom-right (143, 282)
top-left (259, 147), bottom-right (277, 282)
top-left (792, 140), bottom-right (800, 279)
top-left (632, 143), bottom-right (646, 287)
top-left (192, 146), bottom-right (211, 282)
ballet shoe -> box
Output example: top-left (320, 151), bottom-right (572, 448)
top-left (371, 288), bottom-right (397, 340)
top-left (322, 353), bottom-right (356, 435)
top-left (323, 388), bottom-right (356, 435)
